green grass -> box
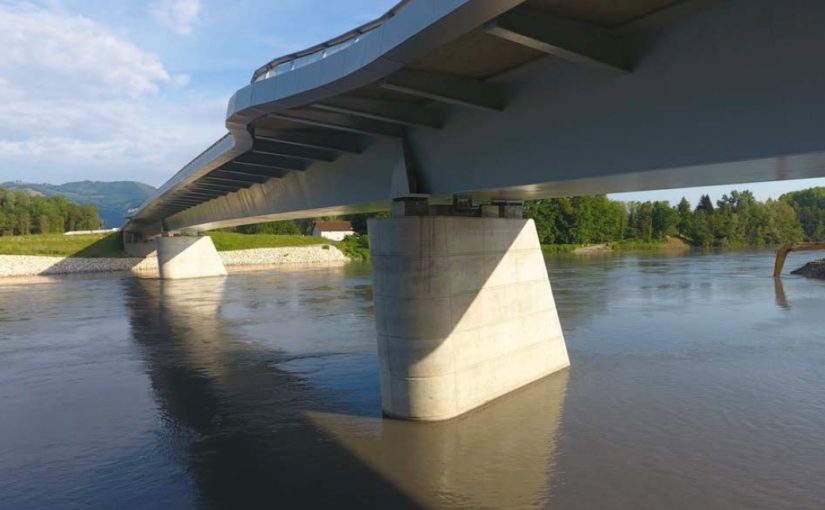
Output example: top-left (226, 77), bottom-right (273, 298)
top-left (0, 231), bottom-right (331, 258)
top-left (206, 231), bottom-right (328, 251)
top-left (0, 232), bottom-right (125, 257)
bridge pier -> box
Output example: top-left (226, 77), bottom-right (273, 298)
top-left (155, 234), bottom-right (227, 280)
top-left (368, 205), bottom-right (569, 421)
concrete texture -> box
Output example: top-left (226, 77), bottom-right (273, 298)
top-left (368, 216), bottom-right (569, 421)
top-left (155, 236), bottom-right (227, 280)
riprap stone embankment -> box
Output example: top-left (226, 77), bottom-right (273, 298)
top-left (0, 245), bottom-right (348, 278)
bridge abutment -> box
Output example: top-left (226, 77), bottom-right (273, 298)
top-left (368, 211), bottom-right (569, 421)
top-left (155, 235), bottom-right (227, 280)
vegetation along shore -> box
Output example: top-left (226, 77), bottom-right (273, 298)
top-left (1, 185), bottom-right (825, 276)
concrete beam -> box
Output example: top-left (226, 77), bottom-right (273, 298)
top-left (161, 200), bottom-right (202, 206)
top-left (199, 177), bottom-right (255, 188)
top-left (311, 96), bottom-right (442, 128)
top-left (253, 140), bottom-right (339, 162)
top-left (188, 183), bottom-right (242, 193)
top-left (221, 162), bottom-right (289, 178)
top-left (207, 171), bottom-right (270, 183)
top-left (233, 152), bottom-right (308, 171)
top-left (178, 189), bottom-right (224, 199)
top-left (380, 69), bottom-right (504, 112)
top-left (255, 128), bottom-right (364, 154)
top-left (485, 8), bottom-right (629, 75)
top-left (267, 109), bottom-right (404, 137)
top-left (181, 186), bottom-right (228, 196)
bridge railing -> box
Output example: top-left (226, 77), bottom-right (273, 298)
top-left (250, 0), bottom-right (410, 83)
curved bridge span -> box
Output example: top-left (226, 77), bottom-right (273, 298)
top-left (127, 0), bottom-right (825, 238)
top-left (124, 0), bottom-right (825, 421)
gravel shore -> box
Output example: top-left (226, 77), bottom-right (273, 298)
top-left (0, 245), bottom-right (349, 278)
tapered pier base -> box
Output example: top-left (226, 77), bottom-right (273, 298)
top-left (368, 215), bottom-right (569, 421)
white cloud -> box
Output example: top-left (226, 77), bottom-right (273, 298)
top-left (0, 7), bottom-right (171, 98)
top-left (0, 4), bottom-right (226, 186)
top-left (170, 73), bottom-right (191, 88)
top-left (150, 0), bottom-right (201, 36)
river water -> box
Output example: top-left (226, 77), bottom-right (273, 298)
top-left (1, 249), bottom-right (824, 509)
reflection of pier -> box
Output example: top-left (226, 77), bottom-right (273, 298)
top-left (123, 276), bottom-right (568, 508)
top-left (308, 370), bottom-right (568, 509)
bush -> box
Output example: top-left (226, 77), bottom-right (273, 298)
top-left (337, 234), bottom-right (370, 260)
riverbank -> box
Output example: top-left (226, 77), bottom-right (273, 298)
top-left (0, 245), bottom-right (349, 278)
top-left (542, 236), bottom-right (691, 255)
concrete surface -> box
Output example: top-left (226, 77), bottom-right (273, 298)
top-left (155, 236), bottom-right (228, 280)
top-left (369, 215), bottom-right (569, 420)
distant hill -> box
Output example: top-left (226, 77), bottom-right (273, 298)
top-left (1, 181), bottom-right (156, 228)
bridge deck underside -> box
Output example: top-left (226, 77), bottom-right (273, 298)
top-left (129, 0), bottom-right (825, 235)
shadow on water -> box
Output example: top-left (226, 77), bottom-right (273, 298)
top-left (122, 276), bottom-right (568, 509)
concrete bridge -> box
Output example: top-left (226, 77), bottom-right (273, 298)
top-left (124, 0), bottom-right (825, 420)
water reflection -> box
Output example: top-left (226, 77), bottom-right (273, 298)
top-left (124, 277), bottom-right (567, 509)
top-left (308, 371), bottom-right (568, 509)
top-left (773, 277), bottom-right (790, 309)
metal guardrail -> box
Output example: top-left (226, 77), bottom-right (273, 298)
top-left (251, 0), bottom-right (411, 83)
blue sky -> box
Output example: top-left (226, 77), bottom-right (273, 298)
top-left (0, 0), bottom-right (823, 206)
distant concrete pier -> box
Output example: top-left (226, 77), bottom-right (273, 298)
top-left (155, 235), bottom-right (227, 280)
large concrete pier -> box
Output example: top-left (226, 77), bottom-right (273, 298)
top-left (369, 213), bottom-right (569, 420)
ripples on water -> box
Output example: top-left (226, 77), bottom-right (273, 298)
top-left (1, 251), bottom-right (824, 509)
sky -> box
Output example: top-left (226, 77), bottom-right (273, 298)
top-left (0, 0), bottom-right (824, 207)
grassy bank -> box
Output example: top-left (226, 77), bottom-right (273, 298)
top-left (0, 231), bottom-right (331, 258)
top-left (542, 236), bottom-right (691, 254)
top-left (206, 231), bottom-right (328, 251)
top-left (0, 230), bottom-right (690, 260)
top-left (0, 233), bottom-right (125, 257)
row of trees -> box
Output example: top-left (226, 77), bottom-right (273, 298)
top-left (227, 187), bottom-right (825, 249)
top-left (780, 187), bottom-right (825, 241)
top-left (524, 188), bottom-right (820, 247)
top-left (0, 187), bottom-right (100, 235)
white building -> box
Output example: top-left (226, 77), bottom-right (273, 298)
top-left (312, 221), bottom-right (355, 241)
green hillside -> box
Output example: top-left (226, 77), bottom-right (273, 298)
top-left (1, 181), bottom-right (156, 228)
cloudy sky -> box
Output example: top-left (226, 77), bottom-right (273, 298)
top-left (0, 0), bottom-right (397, 186)
top-left (0, 0), bottom-right (823, 206)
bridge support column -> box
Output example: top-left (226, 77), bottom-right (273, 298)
top-left (155, 235), bottom-right (227, 280)
top-left (368, 213), bottom-right (569, 421)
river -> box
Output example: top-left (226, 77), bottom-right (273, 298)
top-left (1, 249), bottom-right (824, 509)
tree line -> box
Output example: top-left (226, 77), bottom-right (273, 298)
top-left (225, 186), bottom-right (825, 249)
top-left (524, 188), bottom-right (825, 247)
top-left (0, 186), bottom-right (100, 235)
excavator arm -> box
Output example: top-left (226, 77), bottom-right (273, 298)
top-left (773, 242), bottom-right (825, 277)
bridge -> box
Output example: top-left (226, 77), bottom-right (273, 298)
top-left (123, 0), bottom-right (825, 420)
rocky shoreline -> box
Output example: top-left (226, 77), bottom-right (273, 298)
top-left (0, 245), bottom-right (349, 278)
top-left (791, 259), bottom-right (825, 279)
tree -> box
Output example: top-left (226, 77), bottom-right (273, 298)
top-left (677, 197), bottom-right (692, 237)
top-left (0, 185), bottom-right (101, 235)
top-left (651, 201), bottom-right (678, 240)
top-left (696, 194), bottom-right (714, 213)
